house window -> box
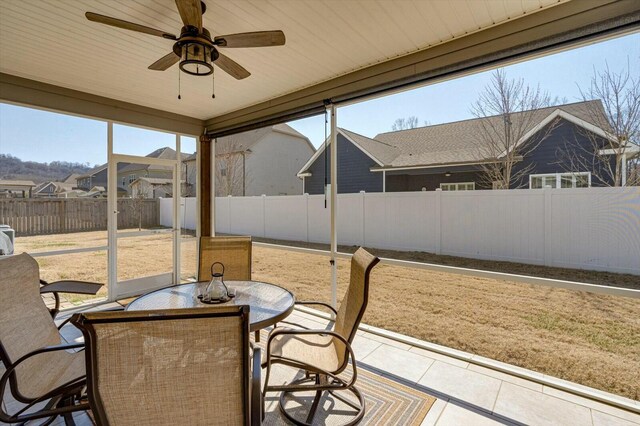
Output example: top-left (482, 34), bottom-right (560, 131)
top-left (128, 174), bottom-right (136, 184)
top-left (440, 182), bottom-right (475, 191)
top-left (529, 172), bottom-right (590, 189)
top-left (122, 178), bottom-right (126, 187)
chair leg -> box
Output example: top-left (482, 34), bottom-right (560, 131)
top-left (58, 396), bottom-right (77, 426)
top-left (277, 374), bottom-right (365, 426)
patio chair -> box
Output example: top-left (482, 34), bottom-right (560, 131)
top-left (0, 253), bottom-right (103, 424)
top-left (71, 306), bottom-right (262, 426)
top-left (198, 236), bottom-right (252, 281)
top-left (262, 247), bottom-right (380, 426)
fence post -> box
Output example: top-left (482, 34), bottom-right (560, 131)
top-left (304, 193), bottom-right (309, 242)
top-left (543, 187), bottom-right (552, 266)
top-left (262, 194), bottom-right (267, 238)
top-left (435, 189), bottom-right (442, 255)
top-left (60, 199), bottom-right (67, 233)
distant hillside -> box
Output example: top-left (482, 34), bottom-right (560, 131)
top-left (0, 154), bottom-right (94, 184)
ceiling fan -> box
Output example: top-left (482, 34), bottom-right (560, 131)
top-left (85, 0), bottom-right (285, 80)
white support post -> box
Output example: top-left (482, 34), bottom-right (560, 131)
top-left (211, 137), bottom-right (216, 236)
top-left (106, 122), bottom-right (117, 301)
top-left (330, 104), bottom-right (338, 312)
top-left (173, 134), bottom-right (181, 284)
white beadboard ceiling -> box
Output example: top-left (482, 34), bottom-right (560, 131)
top-left (0, 0), bottom-right (566, 120)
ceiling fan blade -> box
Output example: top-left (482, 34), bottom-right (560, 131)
top-left (175, 0), bottom-right (202, 32)
top-left (214, 30), bottom-right (286, 48)
top-left (86, 12), bottom-right (176, 39)
top-left (215, 53), bottom-right (251, 80)
top-left (148, 52), bottom-right (180, 71)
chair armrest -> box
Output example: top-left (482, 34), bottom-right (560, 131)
top-left (40, 280), bottom-right (103, 295)
top-left (0, 342), bottom-right (88, 424)
top-left (1, 342), bottom-right (85, 398)
top-left (295, 301), bottom-right (338, 316)
top-left (264, 328), bottom-right (357, 387)
top-left (251, 347), bottom-right (263, 426)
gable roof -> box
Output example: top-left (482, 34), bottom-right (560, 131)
top-left (34, 181), bottom-right (75, 194)
top-left (182, 124), bottom-right (312, 162)
top-left (297, 128), bottom-right (397, 176)
top-left (62, 173), bottom-right (81, 184)
top-left (77, 163), bottom-right (107, 179)
top-left (298, 100), bottom-right (610, 175)
top-left (130, 177), bottom-right (173, 186)
top-left (118, 147), bottom-right (191, 173)
top-left (0, 180), bottom-right (36, 187)
top-left (372, 100), bottom-right (606, 169)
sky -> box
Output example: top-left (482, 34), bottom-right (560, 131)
top-left (0, 32), bottom-right (638, 165)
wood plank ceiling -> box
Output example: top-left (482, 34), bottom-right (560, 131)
top-left (0, 0), bottom-right (566, 121)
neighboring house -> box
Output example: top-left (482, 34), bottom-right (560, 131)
top-left (76, 164), bottom-right (125, 192)
top-left (118, 147), bottom-right (191, 197)
top-left (33, 181), bottom-right (77, 198)
top-left (0, 180), bottom-right (36, 198)
top-left (33, 174), bottom-right (83, 197)
top-left (130, 177), bottom-right (173, 198)
top-left (79, 185), bottom-right (126, 198)
top-left (183, 123), bottom-right (315, 196)
top-left (298, 101), bottom-right (638, 193)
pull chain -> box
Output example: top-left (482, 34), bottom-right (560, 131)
top-left (212, 68), bottom-right (215, 99)
top-left (177, 67), bottom-right (181, 100)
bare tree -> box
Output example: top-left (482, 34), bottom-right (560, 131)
top-left (391, 116), bottom-right (419, 131)
top-left (557, 61), bottom-right (640, 186)
top-left (215, 140), bottom-right (251, 196)
top-left (129, 187), bottom-right (149, 231)
top-left (472, 69), bottom-right (557, 189)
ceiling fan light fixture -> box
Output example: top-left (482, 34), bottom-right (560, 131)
top-left (179, 42), bottom-right (213, 76)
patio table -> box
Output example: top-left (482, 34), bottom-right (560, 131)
top-left (126, 281), bottom-right (295, 341)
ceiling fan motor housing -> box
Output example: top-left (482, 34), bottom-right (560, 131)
top-left (174, 27), bottom-right (219, 76)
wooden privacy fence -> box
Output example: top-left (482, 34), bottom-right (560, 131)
top-left (0, 198), bottom-right (160, 236)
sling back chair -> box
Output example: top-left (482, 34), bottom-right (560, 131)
top-left (198, 236), bottom-right (252, 282)
top-left (262, 247), bottom-right (380, 426)
top-left (71, 305), bottom-right (263, 426)
top-left (0, 253), bottom-right (103, 425)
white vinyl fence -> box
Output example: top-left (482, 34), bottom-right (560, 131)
top-left (162, 188), bottom-right (640, 274)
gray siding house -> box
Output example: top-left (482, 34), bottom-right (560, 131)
top-left (299, 101), bottom-right (637, 193)
top-left (184, 124), bottom-right (315, 196)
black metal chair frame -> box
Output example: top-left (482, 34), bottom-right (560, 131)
top-left (262, 255), bottom-right (380, 426)
top-left (0, 279), bottom-right (103, 425)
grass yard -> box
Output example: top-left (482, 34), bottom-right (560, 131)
top-left (14, 231), bottom-right (640, 400)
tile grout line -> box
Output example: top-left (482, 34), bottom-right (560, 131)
top-left (491, 380), bottom-right (504, 413)
top-left (432, 401), bottom-right (449, 426)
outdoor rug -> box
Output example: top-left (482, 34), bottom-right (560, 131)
top-left (257, 332), bottom-right (436, 425)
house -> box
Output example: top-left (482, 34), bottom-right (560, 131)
top-left (117, 147), bottom-right (191, 197)
top-left (183, 124), bottom-right (315, 196)
top-left (130, 177), bottom-right (174, 198)
top-left (0, 180), bottom-right (36, 198)
top-left (33, 181), bottom-right (76, 198)
top-left (77, 164), bottom-right (114, 191)
top-left (298, 101), bottom-right (639, 193)
top-left (33, 175), bottom-right (82, 198)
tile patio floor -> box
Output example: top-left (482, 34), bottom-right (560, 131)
top-left (2, 302), bottom-right (639, 426)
